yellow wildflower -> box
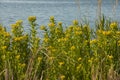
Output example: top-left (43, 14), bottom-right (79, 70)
top-left (102, 31), bottom-right (112, 36)
top-left (58, 22), bottom-right (62, 26)
top-left (11, 24), bottom-right (18, 29)
top-left (74, 27), bottom-right (81, 31)
top-left (65, 34), bottom-right (70, 38)
top-left (88, 59), bottom-right (92, 63)
top-left (40, 25), bottom-right (46, 30)
top-left (16, 55), bottom-right (20, 59)
top-left (75, 31), bottom-right (82, 35)
top-left (58, 38), bottom-right (62, 42)
top-left (43, 38), bottom-right (49, 43)
top-left (107, 55), bottom-right (113, 59)
top-left (90, 39), bottom-right (97, 44)
top-left (0, 26), bottom-right (5, 31)
top-left (4, 32), bottom-right (10, 37)
top-left (70, 46), bottom-right (75, 51)
top-left (38, 57), bottom-right (42, 61)
top-left (14, 36), bottom-right (24, 42)
top-left (28, 16), bottom-right (36, 22)
top-left (78, 57), bottom-right (82, 61)
top-left (60, 75), bottom-right (65, 80)
top-left (83, 25), bottom-right (89, 29)
top-left (63, 38), bottom-right (68, 42)
top-left (73, 20), bottom-right (79, 25)
top-left (50, 16), bottom-right (54, 21)
top-left (76, 64), bottom-right (81, 71)
top-left (116, 31), bottom-right (120, 35)
top-left (110, 22), bottom-right (117, 29)
top-left (16, 20), bottom-right (23, 25)
top-left (97, 30), bottom-right (103, 34)
top-left (118, 40), bottom-right (120, 46)
top-left (59, 62), bottom-right (64, 66)
top-left (55, 28), bottom-right (60, 33)
top-left (1, 46), bottom-right (7, 50)
top-left (48, 23), bottom-right (55, 27)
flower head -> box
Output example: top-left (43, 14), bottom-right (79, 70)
top-left (40, 25), bottom-right (46, 30)
top-left (28, 16), bottom-right (36, 22)
top-left (1, 46), bottom-right (7, 50)
top-left (16, 20), bottom-right (23, 26)
top-left (70, 46), bottom-right (75, 51)
top-left (107, 55), bottom-right (113, 59)
top-left (90, 39), bottom-right (97, 44)
top-left (38, 57), bottom-right (42, 61)
top-left (59, 62), bottom-right (64, 66)
top-left (16, 55), bottom-right (20, 59)
top-left (110, 22), bottom-right (118, 29)
top-left (48, 23), bottom-right (55, 28)
top-left (60, 75), bottom-right (65, 80)
top-left (78, 57), bottom-right (82, 61)
top-left (73, 20), bottom-right (79, 25)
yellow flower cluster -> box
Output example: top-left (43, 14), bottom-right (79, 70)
top-left (47, 46), bottom-right (56, 52)
top-left (1, 46), bottom-right (7, 50)
top-left (37, 57), bottom-right (42, 61)
top-left (116, 31), bottom-right (120, 35)
top-left (88, 58), bottom-right (93, 63)
top-left (14, 36), bottom-right (27, 42)
top-left (58, 22), bottom-right (62, 26)
top-left (48, 23), bottom-right (55, 28)
top-left (60, 75), bottom-right (65, 80)
top-left (16, 20), bottom-right (23, 25)
top-left (50, 16), bottom-right (54, 21)
top-left (40, 25), bottom-right (46, 30)
top-left (75, 31), bottom-right (83, 35)
top-left (15, 55), bottom-right (20, 59)
top-left (107, 55), bottom-right (113, 59)
top-left (43, 38), bottom-right (49, 43)
top-left (73, 20), bottom-right (79, 25)
top-left (57, 38), bottom-right (68, 42)
top-left (3, 32), bottom-right (10, 37)
top-left (118, 40), bottom-right (120, 46)
top-left (90, 39), bottom-right (97, 44)
top-left (102, 31), bottom-right (112, 36)
top-left (18, 63), bottom-right (26, 67)
top-left (76, 64), bottom-right (81, 71)
top-left (59, 61), bottom-right (64, 66)
top-left (55, 28), bottom-right (61, 33)
top-left (11, 24), bottom-right (19, 29)
top-left (110, 22), bottom-right (117, 29)
top-left (28, 16), bottom-right (36, 22)
top-left (11, 20), bottom-right (23, 29)
top-left (78, 57), bottom-right (82, 61)
top-left (70, 46), bottom-right (75, 51)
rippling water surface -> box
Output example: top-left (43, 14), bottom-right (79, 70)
top-left (0, 0), bottom-right (120, 31)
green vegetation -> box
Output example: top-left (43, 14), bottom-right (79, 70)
top-left (0, 16), bottom-right (120, 80)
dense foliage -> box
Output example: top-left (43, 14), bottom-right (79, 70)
top-left (0, 16), bottom-right (120, 80)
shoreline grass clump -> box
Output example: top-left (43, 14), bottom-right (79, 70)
top-left (0, 16), bottom-right (120, 80)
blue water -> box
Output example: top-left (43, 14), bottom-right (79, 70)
top-left (0, 0), bottom-right (120, 31)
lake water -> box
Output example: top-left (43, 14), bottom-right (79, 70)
top-left (0, 0), bottom-right (120, 31)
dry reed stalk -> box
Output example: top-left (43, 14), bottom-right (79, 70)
top-left (97, 0), bottom-right (102, 19)
top-left (112, 0), bottom-right (118, 18)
